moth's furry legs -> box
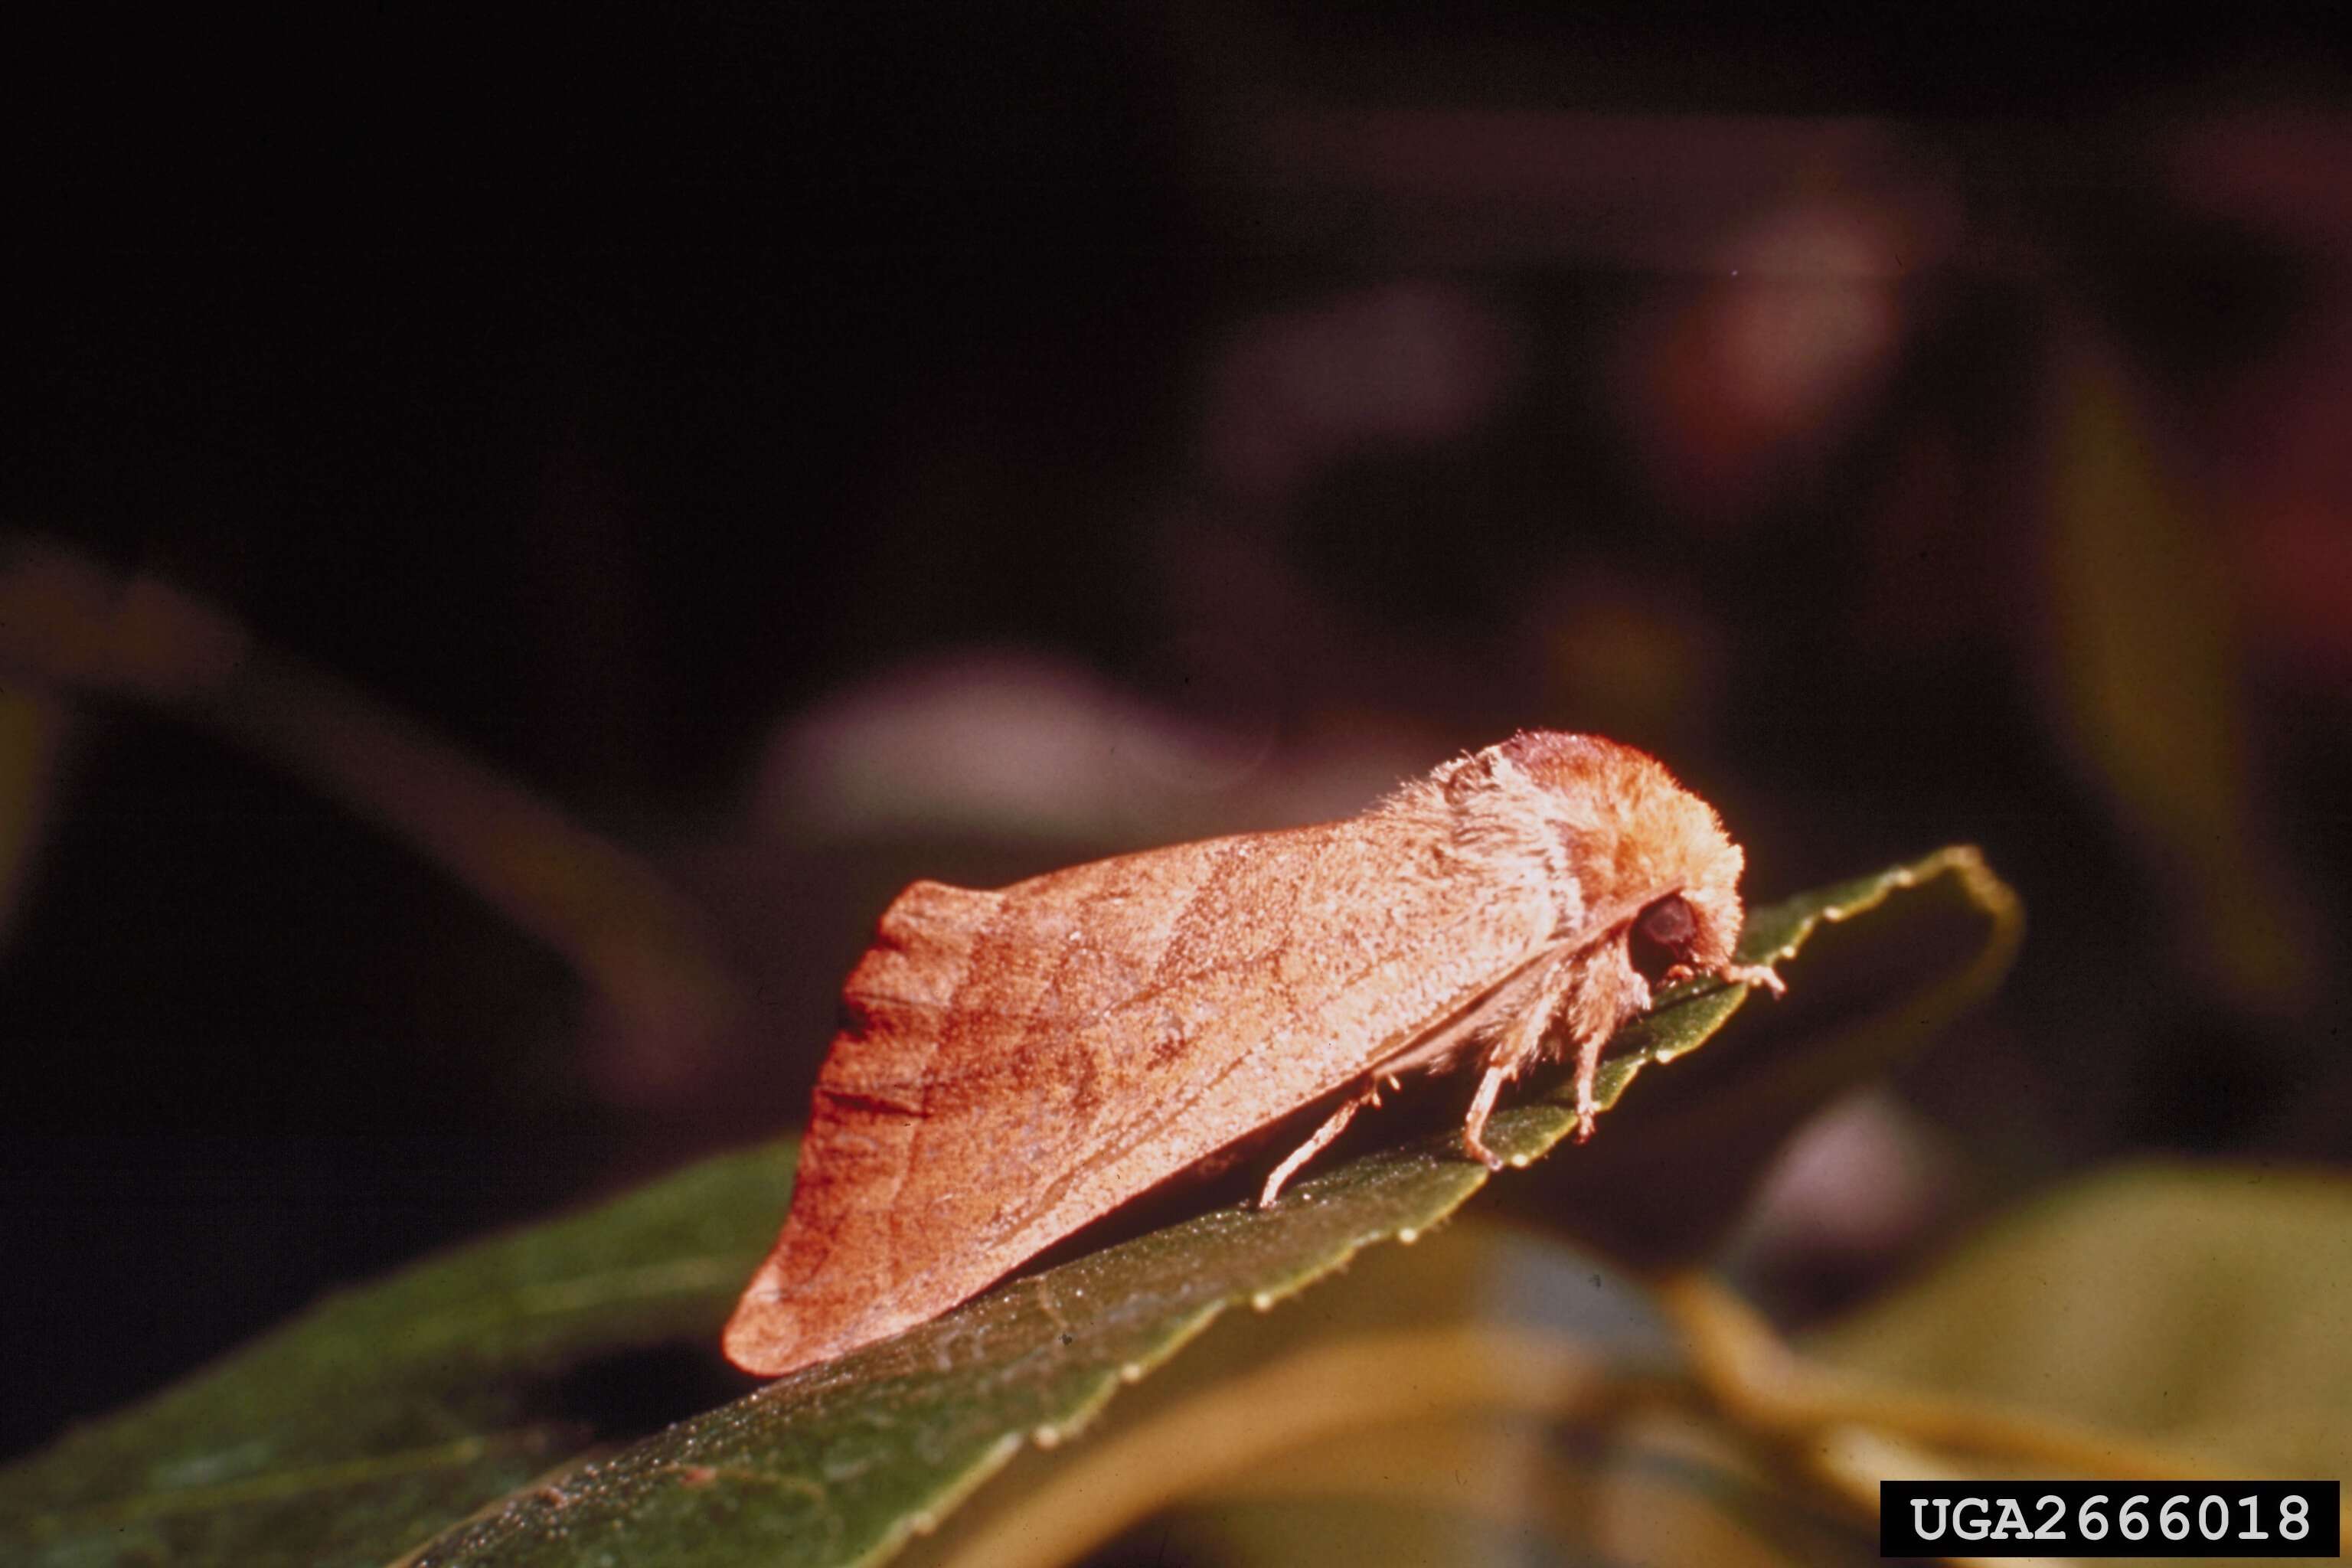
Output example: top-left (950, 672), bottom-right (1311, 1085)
top-left (1258, 1076), bottom-right (1386, 1207)
top-left (1462, 951), bottom-right (1593, 1165)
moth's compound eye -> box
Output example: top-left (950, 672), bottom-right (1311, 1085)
top-left (1639, 894), bottom-right (1695, 947)
top-left (1630, 893), bottom-right (1697, 982)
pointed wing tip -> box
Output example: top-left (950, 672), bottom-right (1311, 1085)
top-left (722, 1267), bottom-right (896, 1378)
top-left (722, 1259), bottom-right (824, 1376)
top-left (722, 1296), bottom-right (815, 1378)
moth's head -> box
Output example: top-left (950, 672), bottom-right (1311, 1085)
top-left (1626, 885), bottom-right (1737, 986)
top-left (1490, 731), bottom-right (1748, 980)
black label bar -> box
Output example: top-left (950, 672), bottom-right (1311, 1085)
top-left (1880, 1480), bottom-right (2339, 1557)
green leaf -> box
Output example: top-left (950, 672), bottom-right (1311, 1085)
top-left (0, 1152), bottom-right (789, 1568)
top-left (890, 1221), bottom-right (1887, 1568)
top-left (1805, 1162), bottom-right (2352, 1481)
top-left (0, 847), bottom-right (2017, 1568)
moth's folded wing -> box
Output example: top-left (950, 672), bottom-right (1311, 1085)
top-left (724, 823), bottom-right (1553, 1376)
top-left (724, 875), bottom-right (1005, 1374)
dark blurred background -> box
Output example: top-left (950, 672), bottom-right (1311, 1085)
top-left (5, 11), bottom-right (2350, 1460)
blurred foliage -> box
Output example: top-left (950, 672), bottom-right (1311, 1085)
top-left (1806, 1163), bottom-right (2352, 1482)
top-left (2043, 339), bottom-right (2317, 1017)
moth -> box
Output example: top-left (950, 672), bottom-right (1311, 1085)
top-left (725, 730), bottom-right (1781, 1377)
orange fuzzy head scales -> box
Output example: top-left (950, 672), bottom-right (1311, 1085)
top-left (1509, 730), bottom-right (1745, 962)
top-left (1426, 731), bottom-right (1748, 978)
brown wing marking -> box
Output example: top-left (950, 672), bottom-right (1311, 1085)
top-left (886, 836), bottom-right (1258, 1273)
top-left (723, 877), bottom-right (1004, 1369)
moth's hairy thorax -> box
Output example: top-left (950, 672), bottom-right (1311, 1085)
top-left (1375, 733), bottom-right (1750, 1073)
top-left (1386, 734), bottom-right (1740, 939)
top-left (1378, 748), bottom-right (1590, 941)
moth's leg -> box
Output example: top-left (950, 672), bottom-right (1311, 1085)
top-left (1463, 955), bottom-right (1586, 1165)
top-left (1566, 1024), bottom-right (1608, 1144)
top-left (1462, 1063), bottom-right (1511, 1170)
top-left (1259, 1079), bottom-right (1380, 1207)
top-left (1569, 951), bottom-right (1659, 1142)
top-left (1719, 960), bottom-right (1786, 996)
top-left (1664, 959), bottom-right (1786, 996)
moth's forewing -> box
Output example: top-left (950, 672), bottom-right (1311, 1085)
top-left (723, 813), bottom-right (1558, 1376)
